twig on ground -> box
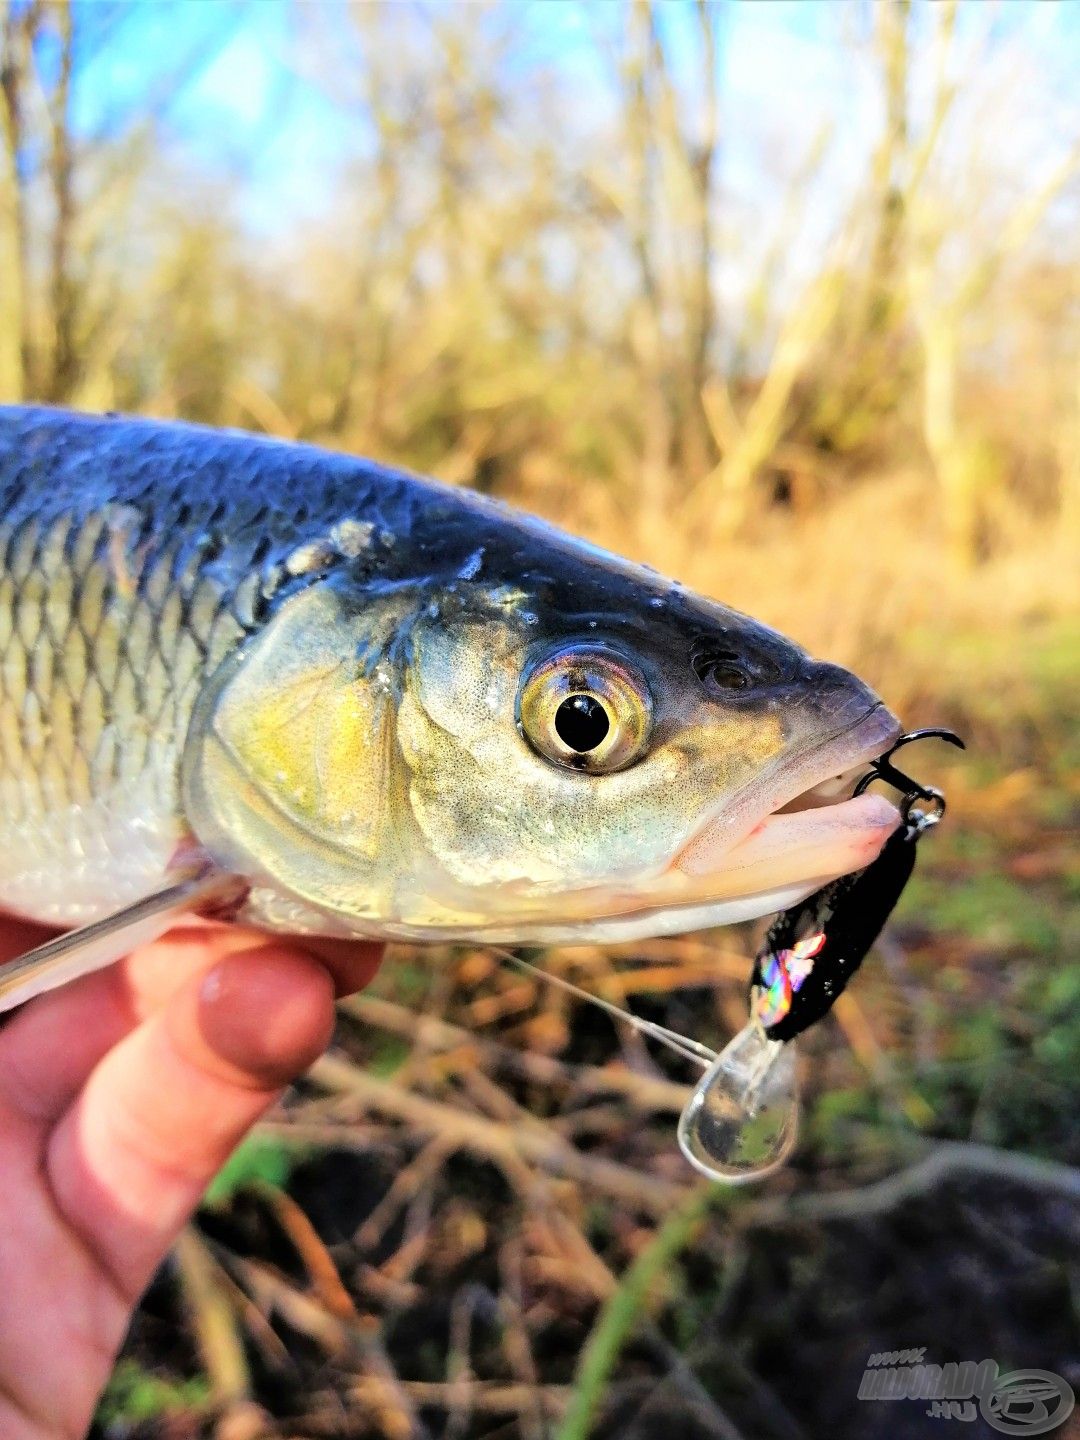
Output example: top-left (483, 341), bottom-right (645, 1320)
top-left (350, 1260), bottom-right (423, 1310)
top-left (229, 1256), bottom-right (429, 1438)
top-left (458, 1063), bottom-right (556, 1133)
top-left (390, 1381), bottom-right (572, 1418)
top-left (354, 1132), bottom-right (459, 1251)
top-left (260, 1185), bottom-right (359, 1320)
top-left (307, 1053), bottom-right (689, 1213)
top-left (202, 1239), bottom-right (295, 1376)
top-left (498, 1238), bottom-right (547, 1440)
top-left (445, 1285), bottom-right (488, 1440)
top-left (751, 1141), bottom-right (1080, 1226)
top-left (379, 1220), bottom-right (434, 1287)
top-left (339, 993), bottom-right (690, 1112)
top-left (174, 1227), bottom-right (252, 1408)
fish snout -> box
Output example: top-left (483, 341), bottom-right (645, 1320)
top-left (790, 660), bottom-right (902, 760)
top-left (691, 637), bottom-right (895, 738)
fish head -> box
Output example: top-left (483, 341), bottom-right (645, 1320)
top-left (183, 512), bottom-right (901, 943)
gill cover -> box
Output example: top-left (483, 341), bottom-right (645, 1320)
top-left (182, 577), bottom-right (413, 925)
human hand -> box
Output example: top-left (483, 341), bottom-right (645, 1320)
top-left (0, 917), bottom-right (382, 1440)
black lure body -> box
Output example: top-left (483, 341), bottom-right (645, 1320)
top-left (750, 822), bottom-right (919, 1041)
top-left (750, 728), bottom-right (964, 1043)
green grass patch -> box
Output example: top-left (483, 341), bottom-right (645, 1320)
top-left (898, 869), bottom-right (1061, 954)
top-left (203, 1131), bottom-right (310, 1206)
top-left (556, 1185), bottom-right (730, 1440)
top-left (368, 1031), bottom-right (411, 1077)
top-left (96, 1360), bottom-right (209, 1426)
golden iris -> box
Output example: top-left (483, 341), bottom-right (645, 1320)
top-left (516, 644), bottom-right (653, 773)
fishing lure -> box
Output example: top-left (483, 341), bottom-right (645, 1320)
top-left (678, 727), bottom-right (964, 1180)
top-left (504, 728), bottom-right (964, 1184)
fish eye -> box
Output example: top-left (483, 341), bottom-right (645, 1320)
top-left (517, 645), bottom-right (653, 773)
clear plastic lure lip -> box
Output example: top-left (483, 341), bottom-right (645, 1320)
top-left (495, 948), bottom-right (799, 1185)
top-left (676, 1024), bottom-right (798, 1183)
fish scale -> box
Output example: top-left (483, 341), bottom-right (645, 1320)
top-left (0, 506), bottom-right (221, 918)
top-left (0, 421), bottom-right (276, 918)
top-left (0, 405), bottom-right (463, 923)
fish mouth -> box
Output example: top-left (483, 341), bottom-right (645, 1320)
top-left (450, 703), bottom-right (905, 945)
top-left (669, 703), bottom-right (904, 905)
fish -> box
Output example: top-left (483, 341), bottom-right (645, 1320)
top-left (0, 405), bottom-right (902, 1012)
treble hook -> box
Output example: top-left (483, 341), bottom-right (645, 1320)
top-left (854, 726), bottom-right (965, 826)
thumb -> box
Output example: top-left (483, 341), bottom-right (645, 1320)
top-left (45, 943), bottom-right (352, 1303)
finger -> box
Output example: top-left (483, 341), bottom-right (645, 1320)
top-left (0, 961), bottom-right (139, 1125)
top-left (0, 925), bottom-right (382, 1125)
top-left (290, 935), bottom-right (385, 997)
top-left (46, 943), bottom-right (339, 1302)
top-left (0, 913), bottom-right (55, 966)
top-left (0, 924), bottom-right (291, 1125)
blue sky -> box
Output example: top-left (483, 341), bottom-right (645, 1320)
top-left (73, 1), bottom-right (864, 201)
top-left (68, 0), bottom-right (1080, 285)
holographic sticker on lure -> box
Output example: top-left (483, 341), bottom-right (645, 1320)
top-left (747, 823), bottom-right (918, 1043)
top-left (753, 931), bottom-right (825, 1030)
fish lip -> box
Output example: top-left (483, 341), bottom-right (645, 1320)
top-left (672, 701), bottom-right (903, 876)
top-left (777, 701), bottom-right (903, 810)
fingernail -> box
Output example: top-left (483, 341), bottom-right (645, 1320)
top-left (196, 948), bottom-right (336, 1087)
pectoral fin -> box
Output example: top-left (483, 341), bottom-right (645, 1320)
top-left (0, 869), bottom-right (247, 1015)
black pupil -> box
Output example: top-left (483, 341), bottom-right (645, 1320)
top-left (554, 694), bottom-right (610, 752)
